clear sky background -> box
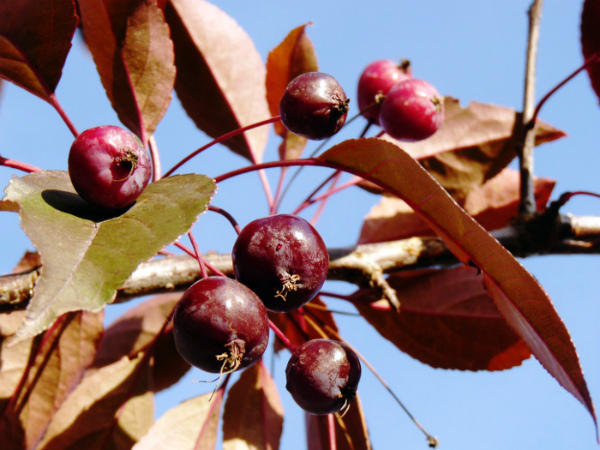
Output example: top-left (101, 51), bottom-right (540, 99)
top-left (1, 1), bottom-right (599, 449)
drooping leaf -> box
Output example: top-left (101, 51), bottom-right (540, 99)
top-left (0, 310), bottom-right (104, 449)
top-left (133, 392), bottom-right (223, 450)
top-left (581, 0), bottom-right (600, 104)
top-left (318, 138), bottom-right (597, 427)
top-left (36, 354), bottom-right (153, 450)
top-left (164, 0), bottom-right (270, 162)
top-left (351, 267), bottom-right (532, 370)
top-left (94, 294), bottom-right (190, 392)
top-left (78, 0), bottom-right (175, 144)
top-left (222, 361), bottom-right (284, 450)
top-left (266, 23), bottom-right (318, 160)
top-left (306, 393), bottom-right (371, 450)
top-left (363, 98), bottom-right (565, 197)
top-left (0, 0), bottom-right (77, 101)
top-left (359, 168), bottom-right (555, 244)
top-left (269, 297), bottom-right (339, 353)
top-left (4, 171), bottom-right (216, 342)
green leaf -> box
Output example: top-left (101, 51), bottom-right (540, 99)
top-left (4, 171), bottom-right (216, 342)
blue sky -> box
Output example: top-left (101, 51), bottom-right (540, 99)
top-left (1, 1), bottom-right (599, 449)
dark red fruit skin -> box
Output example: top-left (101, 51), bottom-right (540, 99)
top-left (357, 59), bottom-right (412, 124)
top-left (285, 339), bottom-right (362, 415)
top-left (172, 276), bottom-right (269, 373)
top-left (279, 72), bottom-right (349, 140)
top-left (379, 78), bottom-right (444, 142)
top-left (232, 214), bottom-right (329, 313)
top-left (68, 125), bottom-right (151, 210)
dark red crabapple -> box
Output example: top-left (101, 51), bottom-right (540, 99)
top-left (68, 125), bottom-right (151, 210)
top-left (379, 78), bottom-right (444, 142)
top-left (279, 72), bottom-right (349, 140)
top-left (286, 339), bottom-right (362, 415)
top-left (172, 276), bottom-right (269, 374)
top-left (232, 214), bottom-right (329, 313)
top-left (357, 59), bottom-right (412, 124)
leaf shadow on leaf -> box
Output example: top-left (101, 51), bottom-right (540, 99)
top-left (40, 190), bottom-right (127, 222)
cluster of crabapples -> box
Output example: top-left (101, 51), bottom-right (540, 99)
top-left (65, 61), bottom-right (442, 415)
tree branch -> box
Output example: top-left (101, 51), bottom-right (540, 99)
top-left (518, 0), bottom-right (544, 217)
top-left (2, 213), bottom-right (599, 311)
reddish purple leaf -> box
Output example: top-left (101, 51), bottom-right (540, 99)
top-left (350, 267), bottom-right (532, 370)
top-left (222, 361), bottom-right (283, 449)
top-left (0, 310), bottom-right (104, 449)
top-left (78, 0), bottom-right (175, 145)
top-left (306, 393), bottom-right (371, 450)
top-left (359, 168), bottom-right (556, 244)
top-left (0, 0), bottom-right (77, 101)
top-left (318, 138), bottom-right (597, 428)
top-left (582, 0), bottom-right (600, 103)
top-left (164, 0), bottom-right (270, 162)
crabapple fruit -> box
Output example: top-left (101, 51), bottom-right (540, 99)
top-left (379, 78), bottom-right (444, 142)
top-left (279, 72), bottom-right (349, 140)
top-left (357, 59), bottom-right (412, 124)
top-left (172, 276), bottom-right (269, 374)
top-left (286, 339), bottom-right (362, 415)
top-left (232, 214), bottom-right (329, 313)
top-left (68, 125), bottom-right (151, 210)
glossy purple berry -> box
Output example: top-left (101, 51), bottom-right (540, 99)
top-left (279, 72), bottom-right (349, 140)
top-left (68, 125), bottom-right (151, 210)
top-left (357, 59), bottom-right (412, 124)
top-left (232, 214), bottom-right (329, 313)
top-left (172, 276), bottom-right (269, 374)
top-left (379, 78), bottom-right (444, 142)
top-left (286, 339), bottom-right (362, 415)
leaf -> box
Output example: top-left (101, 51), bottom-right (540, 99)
top-left (222, 361), bottom-right (284, 450)
top-left (133, 392), bottom-right (223, 450)
top-left (4, 171), bottom-right (216, 342)
top-left (0, 310), bottom-right (104, 449)
top-left (306, 393), bottom-right (371, 450)
top-left (37, 354), bottom-right (153, 450)
top-left (318, 138), bottom-right (597, 427)
top-left (0, 0), bottom-right (77, 101)
top-left (11, 250), bottom-right (42, 274)
top-left (94, 294), bottom-right (190, 392)
top-left (362, 98), bottom-right (565, 197)
top-left (0, 199), bottom-right (19, 213)
top-left (581, 0), bottom-right (600, 104)
top-left (266, 23), bottom-right (318, 160)
top-left (359, 168), bottom-right (556, 244)
top-left (78, 0), bottom-right (175, 144)
top-left (164, 0), bottom-right (270, 162)
top-left (350, 267), bottom-right (532, 370)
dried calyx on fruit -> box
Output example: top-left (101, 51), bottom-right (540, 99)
top-left (68, 125), bottom-right (151, 210)
top-left (357, 59), bottom-right (412, 124)
top-left (379, 78), bottom-right (444, 142)
top-left (172, 276), bottom-right (269, 374)
top-left (286, 339), bottom-right (362, 415)
top-left (232, 214), bottom-right (329, 313)
top-left (279, 72), bottom-right (349, 140)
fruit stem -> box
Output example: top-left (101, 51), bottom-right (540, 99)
top-left (327, 413), bottom-right (337, 450)
top-left (48, 93), bottom-right (79, 137)
top-left (173, 241), bottom-right (226, 277)
top-left (271, 166), bottom-right (289, 214)
top-left (163, 116), bottom-right (281, 178)
top-left (148, 135), bottom-right (162, 182)
top-left (268, 319), bottom-right (297, 352)
top-left (528, 51), bottom-right (600, 130)
top-left (187, 231), bottom-right (208, 278)
top-left (0, 155), bottom-right (42, 173)
top-left (208, 205), bottom-right (242, 234)
top-left (303, 309), bottom-right (439, 447)
top-left (293, 175), bottom-right (363, 215)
